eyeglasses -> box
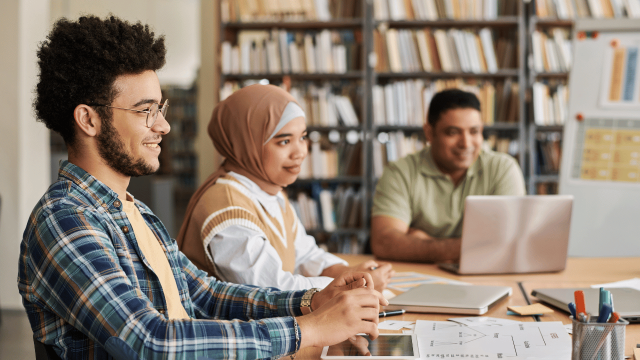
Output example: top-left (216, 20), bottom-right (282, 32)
top-left (89, 99), bottom-right (169, 128)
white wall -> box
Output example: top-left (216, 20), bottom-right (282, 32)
top-left (0, 0), bottom-right (51, 310)
top-left (50, 0), bottom-right (201, 88)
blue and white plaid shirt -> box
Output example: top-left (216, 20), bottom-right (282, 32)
top-left (18, 160), bottom-right (305, 359)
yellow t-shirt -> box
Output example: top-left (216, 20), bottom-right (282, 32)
top-left (122, 198), bottom-right (189, 320)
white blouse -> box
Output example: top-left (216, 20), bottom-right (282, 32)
top-left (208, 172), bottom-right (348, 290)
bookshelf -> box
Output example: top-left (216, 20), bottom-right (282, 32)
top-left (213, 0), bottom-right (526, 253)
top-left (160, 85), bottom-right (198, 232)
top-left (526, 4), bottom-right (572, 194)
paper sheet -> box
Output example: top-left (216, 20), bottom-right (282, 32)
top-left (377, 320), bottom-right (415, 331)
top-left (414, 320), bottom-right (571, 359)
top-left (447, 316), bottom-right (522, 327)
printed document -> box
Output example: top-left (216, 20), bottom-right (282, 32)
top-left (414, 320), bottom-right (571, 359)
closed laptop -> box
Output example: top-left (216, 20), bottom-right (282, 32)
top-left (439, 195), bottom-right (573, 275)
top-left (385, 283), bottom-right (512, 315)
top-left (531, 287), bottom-right (640, 323)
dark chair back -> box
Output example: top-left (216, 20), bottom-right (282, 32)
top-left (33, 335), bottom-right (63, 360)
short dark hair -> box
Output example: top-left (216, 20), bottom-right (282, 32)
top-left (34, 15), bottom-right (166, 147)
top-left (426, 89), bottom-right (481, 126)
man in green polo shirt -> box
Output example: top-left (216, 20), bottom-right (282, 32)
top-left (371, 89), bottom-right (526, 263)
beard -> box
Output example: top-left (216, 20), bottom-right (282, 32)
top-left (96, 116), bottom-right (157, 177)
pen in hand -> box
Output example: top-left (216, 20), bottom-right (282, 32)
top-left (379, 309), bottom-right (405, 317)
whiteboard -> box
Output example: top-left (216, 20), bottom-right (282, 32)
top-left (560, 19), bottom-right (640, 257)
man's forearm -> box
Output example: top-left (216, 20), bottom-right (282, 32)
top-left (372, 230), bottom-right (461, 263)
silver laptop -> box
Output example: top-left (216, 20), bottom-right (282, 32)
top-left (531, 287), bottom-right (640, 323)
top-left (385, 283), bottom-right (512, 315)
top-left (439, 195), bottom-right (573, 275)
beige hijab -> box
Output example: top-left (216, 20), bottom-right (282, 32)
top-left (176, 84), bottom-right (301, 250)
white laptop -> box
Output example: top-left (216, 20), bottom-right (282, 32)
top-left (438, 195), bottom-right (573, 275)
top-left (385, 283), bottom-right (512, 315)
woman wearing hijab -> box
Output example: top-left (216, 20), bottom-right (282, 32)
top-left (177, 84), bottom-right (394, 291)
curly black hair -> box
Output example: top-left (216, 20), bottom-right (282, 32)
top-left (34, 15), bottom-right (166, 147)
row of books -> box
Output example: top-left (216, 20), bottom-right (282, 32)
top-left (221, 29), bottom-right (361, 75)
top-left (372, 78), bottom-right (519, 126)
top-left (373, 0), bottom-right (518, 21)
top-left (535, 0), bottom-right (640, 18)
top-left (532, 81), bottom-right (569, 126)
top-left (535, 131), bottom-right (562, 175)
top-left (220, 81), bottom-right (362, 127)
top-left (289, 185), bottom-right (364, 232)
top-left (373, 132), bottom-right (425, 176)
top-left (221, 0), bottom-right (360, 22)
top-left (298, 141), bottom-right (363, 179)
top-left (531, 28), bottom-right (572, 73)
top-left (372, 131), bottom-right (519, 176)
top-left (374, 28), bottom-right (516, 73)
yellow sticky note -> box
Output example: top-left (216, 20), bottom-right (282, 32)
top-left (633, 347), bottom-right (640, 360)
top-left (507, 303), bottom-right (554, 316)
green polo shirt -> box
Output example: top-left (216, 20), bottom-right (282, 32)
top-left (372, 145), bottom-right (526, 238)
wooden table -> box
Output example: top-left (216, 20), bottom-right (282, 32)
top-left (295, 255), bottom-right (640, 359)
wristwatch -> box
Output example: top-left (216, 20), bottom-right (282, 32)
top-left (300, 288), bottom-right (321, 315)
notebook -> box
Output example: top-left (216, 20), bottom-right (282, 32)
top-left (384, 283), bottom-right (512, 315)
top-left (438, 195), bottom-right (573, 275)
top-left (531, 287), bottom-right (640, 323)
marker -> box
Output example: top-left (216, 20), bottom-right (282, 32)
top-left (597, 303), bottom-right (612, 323)
top-left (568, 302), bottom-right (577, 318)
top-left (574, 290), bottom-right (586, 317)
top-left (379, 309), bottom-right (405, 317)
top-left (607, 311), bottom-right (620, 324)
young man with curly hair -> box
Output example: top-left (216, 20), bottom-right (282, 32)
top-left (18, 15), bottom-right (386, 360)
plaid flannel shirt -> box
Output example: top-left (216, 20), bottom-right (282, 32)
top-left (18, 160), bottom-right (305, 360)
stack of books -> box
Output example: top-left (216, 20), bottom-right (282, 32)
top-left (532, 81), bottom-right (569, 126)
top-left (372, 78), bottom-right (518, 126)
top-left (372, 0), bottom-right (518, 20)
top-left (289, 185), bottom-right (363, 232)
top-left (373, 132), bottom-right (425, 176)
top-left (531, 28), bottom-right (572, 73)
top-left (299, 138), bottom-right (362, 179)
top-left (374, 27), bottom-right (516, 73)
top-left (220, 82), bottom-right (361, 127)
top-left (221, 29), bottom-right (361, 75)
top-left (535, 131), bottom-right (563, 175)
top-left (535, 0), bottom-right (640, 18)
top-left (221, 0), bottom-right (362, 22)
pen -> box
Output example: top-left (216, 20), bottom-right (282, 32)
top-left (379, 309), bottom-right (405, 317)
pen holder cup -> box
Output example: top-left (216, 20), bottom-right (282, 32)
top-left (571, 316), bottom-right (628, 360)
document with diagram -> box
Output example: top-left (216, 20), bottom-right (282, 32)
top-left (414, 320), bottom-right (571, 359)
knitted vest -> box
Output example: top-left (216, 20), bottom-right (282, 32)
top-left (179, 174), bottom-right (298, 278)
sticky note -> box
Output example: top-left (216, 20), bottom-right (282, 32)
top-left (507, 303), bottom-right (554, 316)
top-left (634, 347), bottom-right (640, 360)
top-left (507, 310), bottom-right (543, 316)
